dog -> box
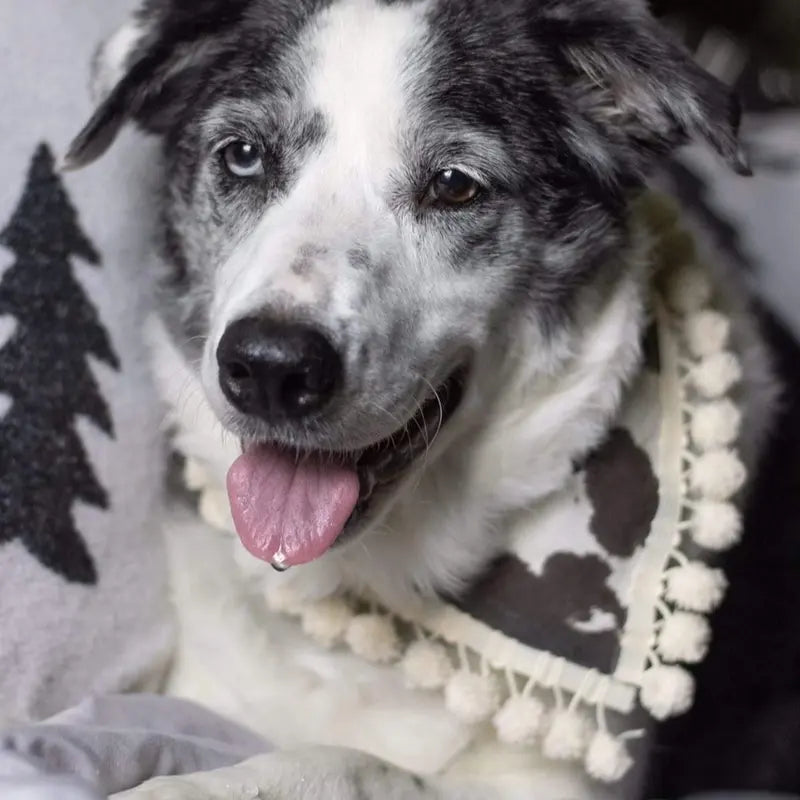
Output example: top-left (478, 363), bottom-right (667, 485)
top-left (66, 0), bottom-right (795, 797)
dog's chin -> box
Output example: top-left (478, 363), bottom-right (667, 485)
top-left (237, 363), bottom-right (469, 563)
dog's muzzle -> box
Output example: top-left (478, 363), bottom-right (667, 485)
top-left (219, 316), bottom-right (468, 571)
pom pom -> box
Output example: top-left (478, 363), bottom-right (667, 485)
top-left (345, 614), bottom-right (400, 663)
top-left (640, 664), bottom-right (694, 720)
top-left (445, 671), bottom-right (502, 724)
top-left (691, 501), bottom-right (743, 551)
top-left (664, 264), bottom-right (712, 314)
top-left (542, 711), bottom-right (591, 761)
top-left (634, 191), bottom-right (680, 232)
top-left (263, 582), bottom-right (304, 616)
top-left (654, 230), bottom-right (697, 279)
top-left (664, 562), bottom-right (727, 613)
top-left (585, 731), bottom-right (634, 783)
top-left (684, 311), bottom-right (730, 358)
top-left (690, 400), bottom-right (741, 451)
top-left (690, 451), bottom-right (747, 501)
top-left (493, 695), bottom-right (546, 745)
top-left (199, 488), bottom-right (234, 532)
top-left (657, 611), bottom-right (711, 664)
top-left (690, 352), bottom-right (742, 399)
top-left (184, 458), bottom-right (212, 491)
top-left (401, 640), bottom-right (454, 690)
top-left (301, 598), bottom-right (354, 648)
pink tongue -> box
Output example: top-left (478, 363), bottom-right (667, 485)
top-left (226, 445), bottom-right (360, 567)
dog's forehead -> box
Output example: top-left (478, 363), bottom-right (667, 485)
top-left (280, 0), bottom-right (564, 184)
top-left (300, 0), bottom-right (429, 166)
top-left (305, 0), bottom-right (427, 113)
top-left (284, 0), bottom-right (574, 174)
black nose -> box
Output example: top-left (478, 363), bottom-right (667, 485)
top-left (217, 318), bottom-right (342, 420)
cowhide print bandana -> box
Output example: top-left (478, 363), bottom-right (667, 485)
top-left (184, 193), bottom-right (747, 785)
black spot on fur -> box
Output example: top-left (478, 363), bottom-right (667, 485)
top-left (450, 552), bottom-right (625, 672)
top-left (584, 427), bottom-right (659, 558)
top-left (161, 214), bottom-right (190, 285)
top-left (291, 244), bottom-right (327, 278)
top-left (347, 246), bottom-right (372, 271)
top-left (290, 255), bottom-right (313, 277)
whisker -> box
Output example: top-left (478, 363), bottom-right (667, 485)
top-left (420, 375), bottom-right (445, 454)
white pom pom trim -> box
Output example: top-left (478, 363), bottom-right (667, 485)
top-left (690, 450), bottom-right (747, 501)
top-left (684, 310), bottom-right (730, 358)
top-left (690, 400), bottom-right (741, 451)
top-left (640, 664), bottom-right (695, 720)
top-left (664, 561), bottom-right (727, 613)
top-left (184, 458), bottom-right (212, 491)
top-left (657, 611), bottom-right (711, 664)
top-left (691, 501), bottom-right (743, 551)
top-left (445, 671), bottom-right (502, 724)
top-left (199, 489), bottom-right (234, 533)
top-left (401, 640), bottom-right (454, 690)
top-left (263, 583), bottom-right (305, 616)
top-left (542, 711), bottom-right (591, 761)
top-left (690, 352), bottom-right (742, 399)
top-left (493, 695), bottom-right (546, 745)
top-left (345, 614), bottom-right (400, 663)
top-left (665, 264), bottom-right (712, 314)
top-left (301, 598), bottom-right (354, 648)
top-left (585, 731), bottom-right (634, 783)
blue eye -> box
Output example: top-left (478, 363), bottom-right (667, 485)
top-left (222, 140), bottom-right (264, 178)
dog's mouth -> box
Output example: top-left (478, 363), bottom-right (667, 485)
top-left (226, 365), bottom-right (468, 569)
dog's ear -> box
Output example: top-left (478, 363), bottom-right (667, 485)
top-left (542, 2), bottom-right (750, 175)
top-left (65, 1), bottom-right (250, 171)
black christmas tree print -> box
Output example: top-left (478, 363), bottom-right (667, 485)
top-left (0, 143), bottom-right (119, 584)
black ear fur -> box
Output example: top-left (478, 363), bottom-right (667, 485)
top-left (541, 2), bottom-right (751, 175)
top-left (64, 0), bottom-right (252, 171)
top-left (65, 57), bottom-right (165, 170)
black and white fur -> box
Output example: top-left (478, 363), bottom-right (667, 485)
top-left (68, 1), bottom-right (788, 797)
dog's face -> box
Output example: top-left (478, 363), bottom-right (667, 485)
top-left (69, 0), bottom-right (742, 568)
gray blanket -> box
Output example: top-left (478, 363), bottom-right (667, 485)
top-left (0, 695), bottom-right (268, 798)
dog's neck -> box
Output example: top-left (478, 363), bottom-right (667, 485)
top-left (151, 220), bottom-right (651, 612)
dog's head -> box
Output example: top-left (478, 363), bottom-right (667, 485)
top-left (68, 0), bottom-right (743, 569)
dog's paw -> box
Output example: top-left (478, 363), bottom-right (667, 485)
top-left (113, 747), bottom-right (439, 800)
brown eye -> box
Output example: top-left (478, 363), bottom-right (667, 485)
top-left (427, 168), bottom-right (480, 206)
top-left (221, 140), bottom-right (264, 178)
